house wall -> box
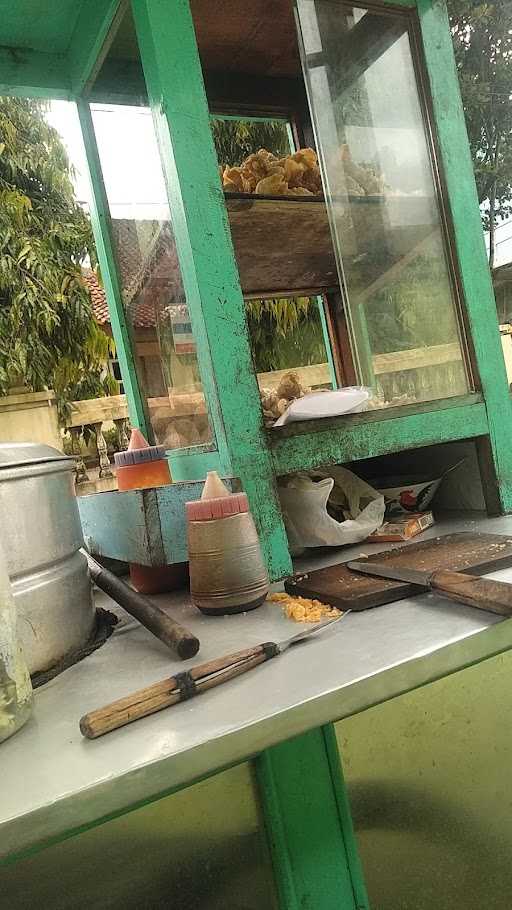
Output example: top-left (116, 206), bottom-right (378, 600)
top-left (0, 390), bottom-right (62, 451)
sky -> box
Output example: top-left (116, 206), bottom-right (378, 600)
top-left (45, 100), bottom-right (169, 220)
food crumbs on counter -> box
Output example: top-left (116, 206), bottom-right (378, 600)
top-left (269, 592), bottom-right (341, 623)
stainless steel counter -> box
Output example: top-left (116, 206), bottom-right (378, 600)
top-left (3, 513), bottom-right (512, 863)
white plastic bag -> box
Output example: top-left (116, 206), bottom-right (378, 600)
top-left (278, 467), bottom-right (385, 555)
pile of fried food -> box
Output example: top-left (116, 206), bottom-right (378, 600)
top-left (269, 591), bottom-right (341, 623)
top-left (220, 144), bottom-right (387, 198)
top-left (221, 147), bottom-right (322, 197)
top-left (259, 370), bottom-right (310, 423)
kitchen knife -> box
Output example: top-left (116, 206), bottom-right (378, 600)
top-left (347, 560), bottom-right (512, 617)
top-left (80, 611), bottom-right (350, 739)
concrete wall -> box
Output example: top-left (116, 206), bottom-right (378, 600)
top-left (0, 390), bottom-right (62, 451)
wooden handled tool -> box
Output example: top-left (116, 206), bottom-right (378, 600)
top-left (80, 612), bottom-right (348, 739)
top-left (84, 553), bottom-right (200, 660)
top-left (348, 560), bottom-right (512, 616)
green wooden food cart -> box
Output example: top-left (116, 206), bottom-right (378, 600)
top-left (2, 1), bottom-right (512, 907)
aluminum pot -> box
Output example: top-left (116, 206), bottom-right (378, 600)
top-left (0, 443), bottom-right (95, 674)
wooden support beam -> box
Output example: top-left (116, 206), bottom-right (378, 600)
top-left (418, 0), bottom-right (512, 513)
top-left (68, 0), bottom-right (126, 96)
top-left (256, 726), bottom-right (370, 910)
top-left (270, 396), bottom-right (488, 475)
top-left (90, 58), bottom-right (309, 119)
top-left (131, 0), bottom-right (291, 579)
top-left (0, 47), bottom-right (71, 99)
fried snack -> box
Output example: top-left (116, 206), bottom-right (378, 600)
top-left (255, 173), bottom-right (288, 195)
top-left (223, 166), bottom-right (246, 192)
top-left (345, 175), bottom-right (364, 196)
top-left (284, 157), bottom-right (306, 187)
top-left (288, 186), bottom-right (314, 196)
top-left (260, 388), bottom-right (279, 419)
top-left (276, 371), bottom-right (303, 401)
top-left (291, 147), bottom-right (318, 169)
top-left (269, 591), bottom-right (341, 623)
top-left (340, 144), bottom-right (386, 196)
top-left (299, 165), bottom-right (322, 195)
top-left (223, 144), bottom-right (387, 198)
top-left (240, 152), bottom-right (269, 190)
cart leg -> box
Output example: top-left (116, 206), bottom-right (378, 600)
top-left (256, 725), bottom-right (370, 910)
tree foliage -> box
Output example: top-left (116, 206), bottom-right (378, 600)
top-left (246, 297), bottom-right (325, 373)
top-left (449, 0), bottom-right (512, 264)
top-left (0, 97), bottom-right (115, 416)
top-left (210, 118), bottom-right (290, 168)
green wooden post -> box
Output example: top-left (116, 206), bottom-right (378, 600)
top-left (130, 0), bottom-right (292, 579)
top-left (257, 726), bottom-right (370, 910)
top-left (316, 297), bottom-right (338, 389)
top-left (77, 99), bottom-right (150, 437)
top-left (416, 0), bottom-right (512, 512)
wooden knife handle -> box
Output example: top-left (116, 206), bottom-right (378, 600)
top-left (80, 641), bottom-right (279, 739)
top-left (431, 570), bottom-right (512, 616)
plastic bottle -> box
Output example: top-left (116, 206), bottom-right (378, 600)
top-left (0, 538), bottom-right (32, 744)
top-left (186, 472), bottom-right (269, 615)
top-left (115, 429), bottom-right (188, 594)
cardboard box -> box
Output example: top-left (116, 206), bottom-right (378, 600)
top-left (367, 511), bottom-right (435, 543)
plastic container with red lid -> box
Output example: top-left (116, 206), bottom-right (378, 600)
top-left (186, 472), bottom-right (269, 615)
top-left (114, 429), bottom-right (188, 594)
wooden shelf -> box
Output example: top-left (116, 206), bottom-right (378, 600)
top-left (226, 193), bottom-right (436, 299)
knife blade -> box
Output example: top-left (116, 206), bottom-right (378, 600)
top-left (347, 560), bottom-right (512, 617)
top-left (347, 560), bottom-right (431, 586)
top-left (277, 609), bottom-right (350, 652)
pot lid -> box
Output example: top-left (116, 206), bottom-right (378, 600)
top-left (0, 442), bottom-right (74, 468)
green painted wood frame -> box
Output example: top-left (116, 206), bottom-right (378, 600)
top-left (77, 98), bottom-right (151, 437)
top-left (257, 725), bottom-right (370, 910)
top-left (124, 0), bottom-right (510, 582)
top-left (131, 0), bottom-right (292, 580)
top-left (416, 0), bottom-right (512, 512)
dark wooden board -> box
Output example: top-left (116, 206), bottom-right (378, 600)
top-left (226, 195), bottom-right (338, 297)
top-left (225, 194), bottom-right (436, 297)
top-left (284, 533), bottom-right (512, 611)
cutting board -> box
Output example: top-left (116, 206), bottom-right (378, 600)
top-left (284, 532), bottom-right (512, 611)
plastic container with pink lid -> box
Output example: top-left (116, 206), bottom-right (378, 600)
top-left (186, 472), bottom-right (269, 615)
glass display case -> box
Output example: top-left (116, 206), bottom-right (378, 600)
top-left (0, 3), bottom-right (511, 909)
top-left (69, 0), bottom-right (510, 577)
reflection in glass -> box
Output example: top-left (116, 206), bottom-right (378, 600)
top-left (91, 104), bottom-right (212, 449)
top-left (296, 1), bottom-right (469, 407)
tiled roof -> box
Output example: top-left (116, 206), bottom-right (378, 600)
top-left (82, 218), bottom-right (184, 330)
top-left (82, 269), bottom-right (110, 325)
top-left (82, 268), bottom-right (159, 329)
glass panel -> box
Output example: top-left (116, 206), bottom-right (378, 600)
top-left (91, 103), bottom-right (213, 450)
top-left (210, 116), bottom-right (336, 421)
top-left (248, 294), bottom-right (336, 424)
top-left (296, 1), bottom-right (470, 408)
top-left (0, 763), bottom-right (279, 910)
